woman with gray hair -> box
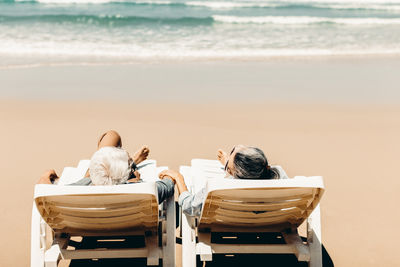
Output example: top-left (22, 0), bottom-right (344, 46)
top-left (159, 145), bottom-right (288, 217)
top-left (219, 145), bottom-right (285, 180)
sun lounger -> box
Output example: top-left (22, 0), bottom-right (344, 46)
top-left (180, 160), bottom-right (325, 267)
top-left (31, 160), bottom-right (175, 267)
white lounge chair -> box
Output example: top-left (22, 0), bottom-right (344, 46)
top-left (31, 160), bottom-right (175, 267)
top-left (180, 160), bottom-right (325, 267)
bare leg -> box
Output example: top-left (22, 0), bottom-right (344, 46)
top-left (82, 130), bottom-right (123, 178)
top-left (97, 130), bottom-right (149, 164)
top-left (126, 146), bottom-right (149, 183)
top-left (97, 130), bottom-right (122, 149)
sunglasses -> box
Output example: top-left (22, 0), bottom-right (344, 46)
top-left (129, 161), bottom-right (138, 179)
top-left (224, 146), bottom-right (237, 173)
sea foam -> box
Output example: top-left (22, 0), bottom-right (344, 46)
top-left (213, 15), bottom-right (400, 25)
top-left (2, 0), bottom-right (400, 60)
top-left (11, 0), bottom-right (400, 13)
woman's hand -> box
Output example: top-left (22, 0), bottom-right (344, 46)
top-left (159, 169), bottom-right (182, 184)
top-left (217, 149), bottom-right (228, 166)
top-left (159, 169), bottom-right (188, 194)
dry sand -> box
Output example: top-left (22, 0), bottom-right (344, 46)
top-left (0, 101), bottom-right (399, 266)
top-left (0, 58), bottom-right (399, 266)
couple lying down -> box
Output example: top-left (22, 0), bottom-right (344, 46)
top-left (38, 130), bottom-right (288, 217)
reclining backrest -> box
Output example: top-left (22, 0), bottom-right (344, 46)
top-left (34, 183), bottom-right (159, 235)
top-left (199, 176), bottom-right (324, 231)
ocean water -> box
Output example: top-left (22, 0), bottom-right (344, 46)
top-left (1, 0), bottom-right (400, 62)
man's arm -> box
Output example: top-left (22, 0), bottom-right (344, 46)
top-left (67, 177), bottom-right (92, 186)
top-left (155, 177), bottom-right (175, 204)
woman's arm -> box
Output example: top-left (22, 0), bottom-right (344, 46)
top-left (159, 169), bottom-right (204, 217)
top-left (178, 188), bottom-right (206, 217)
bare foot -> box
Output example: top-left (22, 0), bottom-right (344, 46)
top-left (217, 149), bottom-right (228, 166)
top-left (132, 145), bottom-right (150, 164)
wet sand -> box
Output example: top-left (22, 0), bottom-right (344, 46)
top-left (1, 57), bottom-right (400, 105)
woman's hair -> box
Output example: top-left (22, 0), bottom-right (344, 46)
top-left (233, 147), bottom-right (279, 180)
top-left (89, 146), bottom-right (131, 185)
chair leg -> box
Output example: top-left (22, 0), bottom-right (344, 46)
top-left (44, 244), bottom-right (61, 267)
top-left (146, 234), bottom-right (160, 266)
top-left (197, 232), bottom-right (212, 262)
top-left (182, 214), bottom-right (196, 267)
top-left (282, 229), bottom-right (310, 262)
top-left (31, 202), bottom-right (45, 267)
top-left (162, 195), bottom-right (176, 267)
top-left (307, 204), bottom-right (322, 267)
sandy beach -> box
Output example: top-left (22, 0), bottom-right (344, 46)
top-left (0, 58), bottom-right (399, 266)
top-left (2, 0), bottom-right (400, 265)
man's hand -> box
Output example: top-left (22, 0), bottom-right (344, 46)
top-left (127, 170), bottom-right (141, 183)
top-left (37, 169), bottom-right (59, 184)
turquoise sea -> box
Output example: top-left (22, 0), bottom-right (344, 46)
top-left (1, 0), bottom-right (400, 61)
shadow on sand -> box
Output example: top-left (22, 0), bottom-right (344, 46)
top-left (68, 235), bottom-right (333, 267)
